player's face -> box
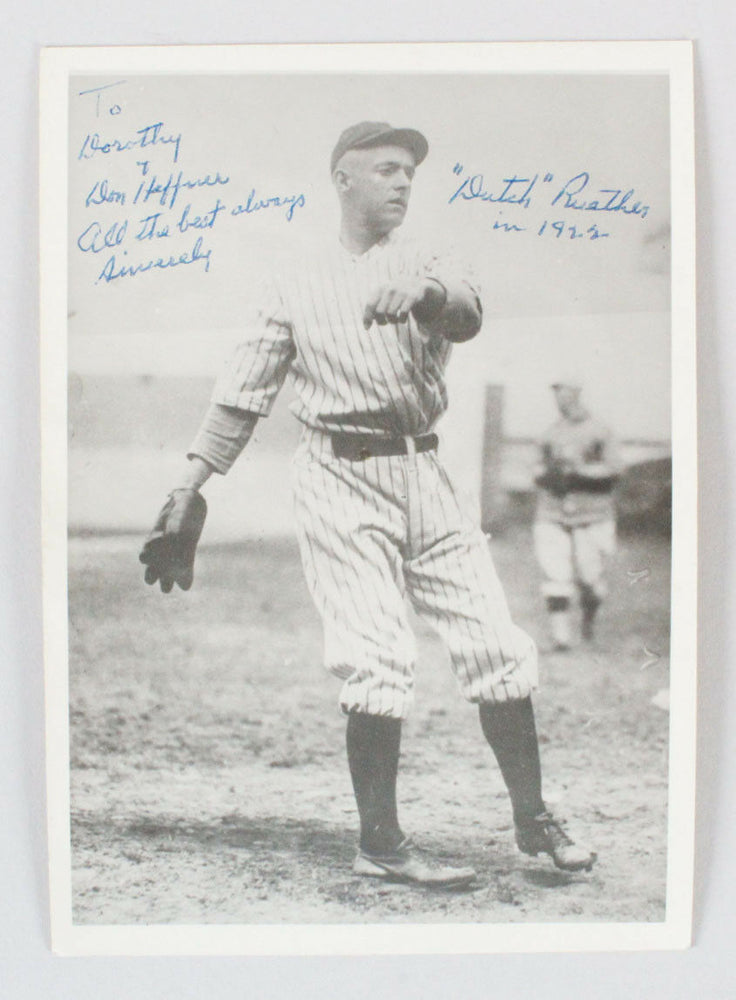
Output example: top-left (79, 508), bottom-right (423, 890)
top-left (336, 145), bottom-right (416, 233)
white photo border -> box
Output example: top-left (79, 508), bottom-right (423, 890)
top-left (40, 39), bottom-right (696, 956)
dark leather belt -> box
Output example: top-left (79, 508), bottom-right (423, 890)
top-left (331, 432), bottom-right (438, 461)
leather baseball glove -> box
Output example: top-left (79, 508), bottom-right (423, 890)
top-left (534, 462), bottom-right (573, 498)
top-left (139, 488), bottom-right (207, 592)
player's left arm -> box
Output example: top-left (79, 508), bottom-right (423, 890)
top-left (363, 275), bottom-right (482, 342)
top-left (417, 276), bottom-right (482, 342)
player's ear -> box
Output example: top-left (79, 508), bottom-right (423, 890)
top-left (333, 168), bottom-right (350, 194)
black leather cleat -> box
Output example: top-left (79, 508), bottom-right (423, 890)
top-left (353, 837), bottom-right (476, 888)
top-left (515, 811), bottom-right (596, 872)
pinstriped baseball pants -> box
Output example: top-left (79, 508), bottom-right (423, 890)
top-left (292, 428), bottom-right (538, 720)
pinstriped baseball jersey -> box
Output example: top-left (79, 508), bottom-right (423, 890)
top-left (211, 231), bottom-right (476, 436)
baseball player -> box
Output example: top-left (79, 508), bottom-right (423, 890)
top-left (534, 379), bottom-right (620, 650)
top-left (140, 122), bottom-right (596, 888)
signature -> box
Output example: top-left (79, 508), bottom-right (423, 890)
top-left (449, 164), bottom-right (650, 222)
top-left (550, 172), bottom-right (649, 218)
top-left (85, 179), bottom-right (127, 208)
top-left (449, 171), bottom-right (539, 209)
top-left (132, 166), bottom-right (230, 211)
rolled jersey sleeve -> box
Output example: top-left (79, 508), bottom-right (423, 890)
top-left (188, 404), bottom-right (259, 475)
top-left (211, 277), bottom-right (296, 415)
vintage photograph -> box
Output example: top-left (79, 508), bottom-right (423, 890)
top-left (41, 43), bottom-right (696, 953)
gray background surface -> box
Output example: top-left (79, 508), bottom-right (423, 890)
top-left (3, 5), bottom-right (731, 1000)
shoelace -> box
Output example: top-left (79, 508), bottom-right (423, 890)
top-left (535, 812), bottom-right (573, 846)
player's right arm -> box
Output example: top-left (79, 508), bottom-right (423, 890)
top-left (138, 405), bottom-right (262, 593)
top-left (177, 455), bottom-right (216, 492)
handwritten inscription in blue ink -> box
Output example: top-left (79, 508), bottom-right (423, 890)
top-left (550, 172), bottom-right (649, 218)
top-left (77, 220), bottom-right (128, 254)
top-left (85, 179), bottom-right (127, 208)
top-left (130, 199), bottom-right (228, 241)
top-left (450, 171), bottom-right (539, 210)
top-left (178, 198), bottom-right (227, 233)
top-left (96, 237), bottom-right (212, 283)
top-left (75, 85), bottom-right (307, 286)
top-left (538, 220), bottom-right (609, 240)
top-left (493, 219), bottom-right (526, 233)
top-left (78, 122), bottom-right (183, 164)
top-left (77, 186), bottom-right (304, 280)
top-left (231, 189), bottom-right (306, 222)
top-left (132, 167), bottom-right (230, 211)
top-left (78, 81), bottom-right (127, 119)
top-left (135, 214), bottom-right (171, 241)
top-left (449, 163), bottom-right (650, 236)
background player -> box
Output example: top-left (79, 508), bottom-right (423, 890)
top-left (534, 378), bottom-right (621, 650)
top-left (140, 122), bottom-right (596, 888)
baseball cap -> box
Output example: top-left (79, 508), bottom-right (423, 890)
top-left (330, 121), bottom-right (429, 174)
top-left (551, 376), bottom-right (583, 391)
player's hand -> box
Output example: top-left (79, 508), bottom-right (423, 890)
top-left (363, 277), bottom-right (446, 329)
top-left (139, 488), bottom-right (207, 593)
top-left (535, 457), bottom-right (575, 497)
top-left (551, 457), bottom-right (576, 476)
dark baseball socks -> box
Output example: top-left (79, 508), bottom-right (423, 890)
top-left (578, 584), bottom-right (601, 641)
top-left (478, 696), bottom-right (546, 823)
top-left (546, 595), bottom-right (570, 614)
top-left (545, 595), bottom-right (572, 649)
top-left (347, 699), bottom-right (547, 852)
top-left (346, 711), bottom-right (404, 856)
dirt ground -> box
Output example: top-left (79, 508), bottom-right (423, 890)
top-left (68, 524), bottom-right (670, 925)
